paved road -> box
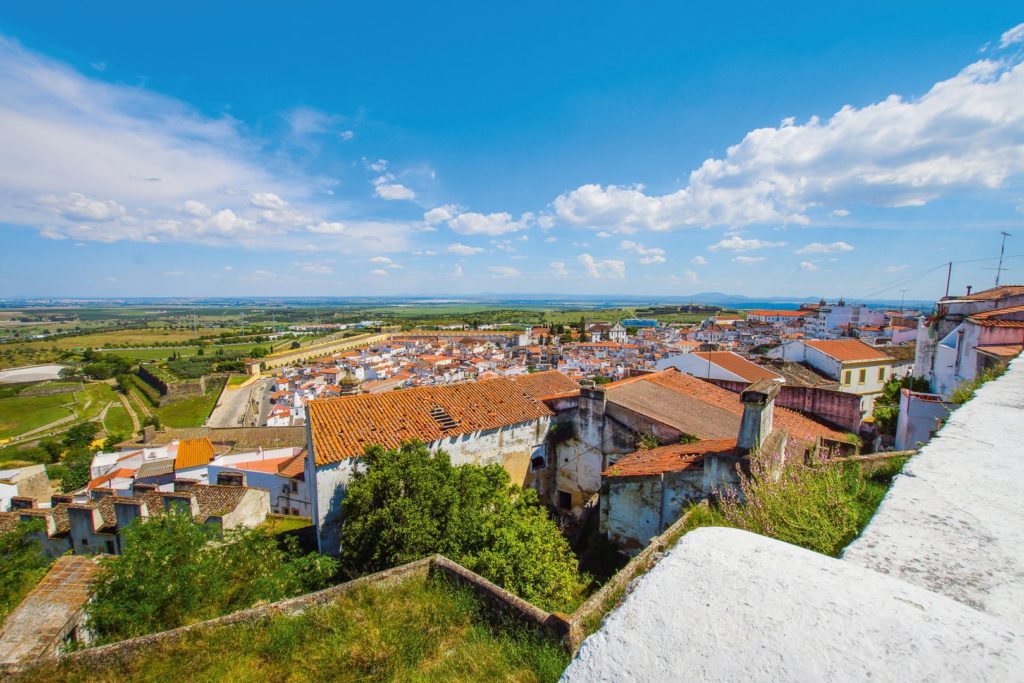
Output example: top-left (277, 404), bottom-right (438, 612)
top-left (207, 378), bottom-right (270, 427)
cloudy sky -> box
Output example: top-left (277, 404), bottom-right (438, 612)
top-left (1, 3), bottom-right (1023, 299)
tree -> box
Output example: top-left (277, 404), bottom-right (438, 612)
top-left (339, 442), bottom-right (583, 611)
top-left (0, 521), bottom-right (53, 624)
top-left (63, 421), bottom-right (100, 450)
top-left (60, 451), bottom-right (92, 492)
top-left (143, 414), bottom-right (162, 431)
top-left (290, 341), bottom-right (301, 349)
top-left (871, 376), bottom-right (931, 435)
top-left (87, 512), bottom-right (338, 641)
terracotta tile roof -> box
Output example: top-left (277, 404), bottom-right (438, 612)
top-left (803, 339), bottom-right (893, 363)
top-left (603, 439), bottom-right (742, 478)
top-left (976, 344), bottom-right (1023, 358)
top-left (958, 285), bottom-right (1024, 302)
top-left (278, 452), bottom-right (306, 478)
top-left (511, 370), bottom-right (581, 400)
top-left (191, 484), bottom-right (250, 520)
top-left (220, 456), bottom-right (292, 474)
top-left (604, 369), bottom-right (845, 444)
top-left (690, 351), bottom-right (784, 383)
top-left (308, 377), bottom-right (553, 466)
top-left (87, 468), bottom-right (136, 490)
top-left (174, 437), bottom-right (216, 470)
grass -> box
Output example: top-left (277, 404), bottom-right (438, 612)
top-left (17, 576), bottom-right (570, 683)
top-left (258, 514), bottom-right (314, 535)
top-left (0, 392), bottom-right (78, 439)
top-left (227, 374), bottom-right (251, 387)
top-left (102, 401), bottom-right (134, 437)
top-left (153, 378), bottom-right (225, 428)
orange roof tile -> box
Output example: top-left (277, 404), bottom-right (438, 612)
top-left (745, 309), bottom-right (808, 317)
top-left (220, 456), bottom-right (292, 474)
top-left (958, 285), bottom-right (1024, 302)
top-left (174, 437), bottom-right (216, 470)
top-left (803, 339), bottom-right (893, 363)
top-left (511, 370), bottom-right (581, 400)
top-left (278, 452), bottom-right (306, 478)
top-left (603, 439), bottom-right (741, 477)
top-left (88, 468), bottom-right (136, 490)
top-left (690, 351), bottom-right (784, 383)
top-left (308, 377), bottom-right (553, 466)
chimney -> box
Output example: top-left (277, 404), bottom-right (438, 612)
top-left (51, 494), bottom-right (74, 507)
top-left (9, 496), bottom-right (36, 510)
top-left (143, 425), bottom-right (156, 443)
top-left (174, 479), bottom-right (198, 493)
top-left (132, 482), bottom-right (157, 496)
top-left (966, 285), bottom-right (972, 296)
top-left (114, 498), bottom-right (149, 530)
top-left (738, 379), bottom-right (781, 451)
top-left (162, 492), bottom-right (200, 517)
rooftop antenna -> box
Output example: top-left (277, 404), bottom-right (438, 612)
top-left (995, 231), bottom-right (1012, 287)
top-left (899, 289), bottom-right (908, 314)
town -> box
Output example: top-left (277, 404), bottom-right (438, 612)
top-left (1, 7), bottom-right (1022, 681)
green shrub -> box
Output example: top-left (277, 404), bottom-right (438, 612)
top-left (340, 442), bottom-right (585, 612)
top-left (87, 512), bottom-right (338, 641)
top-left (0, 520), bottom-right (53, 626)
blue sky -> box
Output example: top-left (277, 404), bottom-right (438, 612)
top-left (0, 2), bottom-right (1022, 300)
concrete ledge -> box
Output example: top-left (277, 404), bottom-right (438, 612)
top-left (562, 527), bottom-right (1022, 682)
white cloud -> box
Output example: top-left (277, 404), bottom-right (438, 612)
top-left (447, 211), bottom-right (532, 236)
top-left (366, 158), bottom-right (388, 172)
top-left (884, 264), bottom-right (910, 273)
top-left (372, 175), bottom-right (416, 201)
top-left (537, 213), bottom-right (556, 230)
top-left (295, 261), bottom-right (334, 274)
top-left (799, 260), bottom-right (820, 272)
top-left (0, 38), bottom-right (412, 253)
top-left (368, 256), bottom-right (401, 269)
top-left (249, 192), bottom-right (288, 210)
top-left (553, 44), bottom-right (1024, 231)
top-left (683, 269), bottom-right (700, 284)
top-left (446, 242), bottom-right (484, 255)
top-left (424, 204), bottom-right (459, 225)
top-left (619, 240), bottom-right (667, 264)
top-left (733, 256), bottom-right (766, 265)
top-left (42, 192), bottom-right (126, 221)
top-left (829, 208), bottom-right (850, 218)
top-left (163, 270), bottom-right (188, 276)
top-left (709, 236), bottom-right (786, 252)
top-left (596, 231), bottom-right (612, 238)
top-left (544, 236), bottom-right (557, 243)
top-left (795, 241), bottom-right (854, 254)
top-left (283, 106), bottom-right (344, 136)
top-left (690, 255), bottom-right (707, 265)
top-left (181, 200), bottom-right (211, 218)
top-left (1000, 23), bottom-right (1024, 48)
top-left (489, 266), bottom-right (520, 278)
top-left (452, 263), bottom-right (463, 277)
top-left (339, 130), bottom-right (354, 141)
top-left (550, 261), bottom-right (569, 278)
top-left (578, 253), bottom-right (626, 279)
top-left (369, 269), bottom-right (389, 277)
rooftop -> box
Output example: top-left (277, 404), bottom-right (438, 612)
top-left (308, 377), bottom-right (553, 466)
top-left (173, 437), bottom-right (217, 470)
top-left (602, 439), bottom-right (741, 478)
top-left (603, 369), bottom-right (845, 444)
top-left (803, 338), bottom-right (893, 363)
top-left (690, 351), bottom-right (784, 383)
top-left (510, 370), bottom-right (581, 401)
top-left (0, 556), bottom-right (100, 665)
top-left (956, 284), bottom-right (1024, 302)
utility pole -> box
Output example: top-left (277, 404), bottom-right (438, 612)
top-left (944, 261), bottom-right (952, 299)
top-left (899, 290), bottom-right (908, 314)
top-left (995, 231), bottom-right (1011, 287)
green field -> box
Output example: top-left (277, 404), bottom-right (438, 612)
top-left (103, 401), bottom-right (134, 437)
top-left (0, 382), bottom-right (125, 442)
top-left (154, 379), bottom-right (225, 428)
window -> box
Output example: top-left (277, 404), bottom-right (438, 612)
top-left (843, 371), bottom-right (852, 385)
top-left (530, 445), bottom-right (547, 472)
top-left (290, 480), bottom-right (299, 493)
top-left (858, 369), bottom-right (866, 384)
top-left (105, 540), bottom-right (116, 554)
top-left (878, 367), bottom-right (886, 382)
top-left (557, 490), bottom-right (572, 510)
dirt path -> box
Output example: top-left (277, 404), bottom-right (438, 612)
top-left (117, 392), bottom-right (142, 433)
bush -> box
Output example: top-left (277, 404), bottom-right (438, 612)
top-left (339, 442), bottom-right (585, 611)
top-left (717, 441), bottom-right (908, 556)
top-left (951, 368), bottom-right (1003, 405)
top-left (87, 512), bottom-right (338, 641)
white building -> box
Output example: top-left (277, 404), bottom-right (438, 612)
top-left (769, 338), bottom-right (894, 412)
top-left (805, 300), bottom-right (886, 339)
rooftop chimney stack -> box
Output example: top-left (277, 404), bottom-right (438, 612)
top-left (966, 285), bottom-right (973, 296)
top-left (738, 379), bottom-right (781, 451)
